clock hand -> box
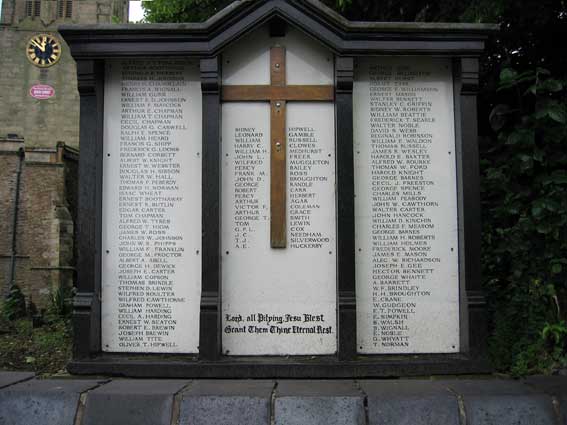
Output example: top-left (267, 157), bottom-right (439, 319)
top-left (30, 39), bottom-right (46, 52)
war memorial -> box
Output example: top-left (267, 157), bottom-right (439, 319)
top-left (3, 2), bottom-right (566, 424)
top-left (56, 0), bottom-right (495, 377)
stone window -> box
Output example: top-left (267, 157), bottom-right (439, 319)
top-left (57, 0), bottom-right (73, 18)
top-left (26, 1), bottom-right (41, 17)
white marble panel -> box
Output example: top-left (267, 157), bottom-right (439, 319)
top-left (102, 59), bottom-right (202, 353)
top-left (221, 27), bottom-right (336, 355)
top-left (354, 57), bottom-right (460, 354)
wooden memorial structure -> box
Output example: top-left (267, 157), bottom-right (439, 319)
top-left (60, 0), bottom-right (497, 377)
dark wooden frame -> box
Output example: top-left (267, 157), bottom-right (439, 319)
top-left (199, 57), bottom-right (222, 360)
top-left (61, 0), bottom-right (496, 378)
top-left (73, 59), bottom-right (104, 359)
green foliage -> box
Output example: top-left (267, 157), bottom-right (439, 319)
top-left (45, 285), bottom-right (75, 323)
top-left (0, 285), bottom-right (73, 376)
top-left (334, 0), bottom-right (352, 12)
top-left (332, 0), bottom-right (473, 22)
top-left (0, 318), bottom-right (72, 376)
top-left (3, 285), bottom-right (27, 321)
top-left (481, 65), bottom-right (567, 375)
top-left (0, 285), bottom-right (74, 376)
top-left (142, 0), bottom-right (233, 22)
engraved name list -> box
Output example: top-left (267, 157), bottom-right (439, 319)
top-left (101, 60), bottom-right (202, 353)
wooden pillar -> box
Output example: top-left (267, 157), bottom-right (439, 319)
top-left (335, 56), bottom-right (356, 360)
top-left (199, 57), bottom-right (222, 360)
top-left (453, 57), bottom-right (487, 358)
top-left (73, 59), bottom-right (104, 359)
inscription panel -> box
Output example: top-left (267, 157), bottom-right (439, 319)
top-left (222, 103), bottom-right (336, 355)
top-left (354, 57), bottom-right (460, 354)
top-left (221, 26), bottom-right (336, 355)
top-left (102, 60), bottom-right (202, 353)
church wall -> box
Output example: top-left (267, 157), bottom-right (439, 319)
top-left (0, 0), bottom-right (128, 309)
top-left (0, 138), bottom-right (78, 309)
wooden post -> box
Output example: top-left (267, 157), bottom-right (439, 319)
top-left (73, 59), bottom-right (104, 358)
top-left (335, 56), bottom-right (356, 360)
top-left (199, 57), bottom-right (222, 360)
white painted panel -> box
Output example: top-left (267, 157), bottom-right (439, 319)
top-left (102, 59), bottom-right (202, 353)
top-left (222, 25), bottom-right (333, 86)
top-left (354, 57), bottom-right (460, 354)
top-left (221, 26), bottom-right (336, 355)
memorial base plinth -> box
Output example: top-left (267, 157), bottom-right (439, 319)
top-left (67, 355), bottom-right (491, 378)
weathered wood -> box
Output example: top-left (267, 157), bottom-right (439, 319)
top-left (453, 57), bottom-right (487, 358)
top-left (68, 355), bottom-right (491, 377)
top-left (335, 56), bottom-right (356, 360)
top-left (270, 46), bottom-right (287, 247)
top-left (221, 85), bottom-right (334, 101)
top-left (270, 99), bottom-right (287, 247)
top-left (200, 57), bottom-right (222, 360)
top-left (60, 0), bottom-right (495, 60)
top-left (271, 46), bottom-right (285, 87)
top-left (74, 59), bottom-right (104, 358)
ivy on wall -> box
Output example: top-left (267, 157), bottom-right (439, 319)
top-left (481, 67), bottom-right (567, 374)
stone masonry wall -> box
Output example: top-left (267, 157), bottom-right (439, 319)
top-left (0, 140), bottom-right (27, 296)
top-left (0, 22), bottom-right (80, 149)
top-left (21, 158), bottom-right (68, 305)
top-left (0, 139), bottom-right (78, 309)
top-left (0, 0), bottom-right (128, 149)
top-left (0, 1), bottom-right (128, 308)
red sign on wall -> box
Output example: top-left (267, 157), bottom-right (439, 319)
top-left (29, 84), bottom-right (55, 100)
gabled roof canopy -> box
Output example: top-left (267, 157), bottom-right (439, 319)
top-left (59, 0), bottom-right (498, 59)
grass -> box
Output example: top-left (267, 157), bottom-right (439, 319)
top-left (0, 314), bottom-right (72, 377)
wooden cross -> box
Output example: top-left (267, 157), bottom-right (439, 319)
top-left (222, 46), bottom-right (334, 248)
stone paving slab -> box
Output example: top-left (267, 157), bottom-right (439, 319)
top-left (0, 376), bottom-right (565, 425)
top-left (82, 379), bottom-right (189, 425)
top-left (274, 380), bottom-right (365, 425)
top-left (0, 371), bottom-right (35, 389)
top-left (444, 380), bottom-right (556, 425)
top-left (0, 378), bottom-right (101, 425)
top-left (525, 376), bottom-right (567, 425)
top-left (179, 380), bottom-right (274, 425)
top-left (360, 380), bottom-right (460, 425)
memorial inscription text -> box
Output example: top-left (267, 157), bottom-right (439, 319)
top-left (355, 57), bottom-right (460, 354)
top-left (101, 60), bottom-right (202, 353)
top-left (220, 27), bottom-right (337, 355)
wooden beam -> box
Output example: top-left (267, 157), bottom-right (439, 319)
top-left (270, 46), bottom-right (287, 248)
top-left (270, 99), bottom-right (287, 248)
top-left (221, 85), bottom-right (334, 101)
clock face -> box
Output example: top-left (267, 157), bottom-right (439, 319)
top-left (26, 34), bottom-right (62, 67)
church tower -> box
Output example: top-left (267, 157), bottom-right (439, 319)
top-left (0, 1), bottom-right (129, 308)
